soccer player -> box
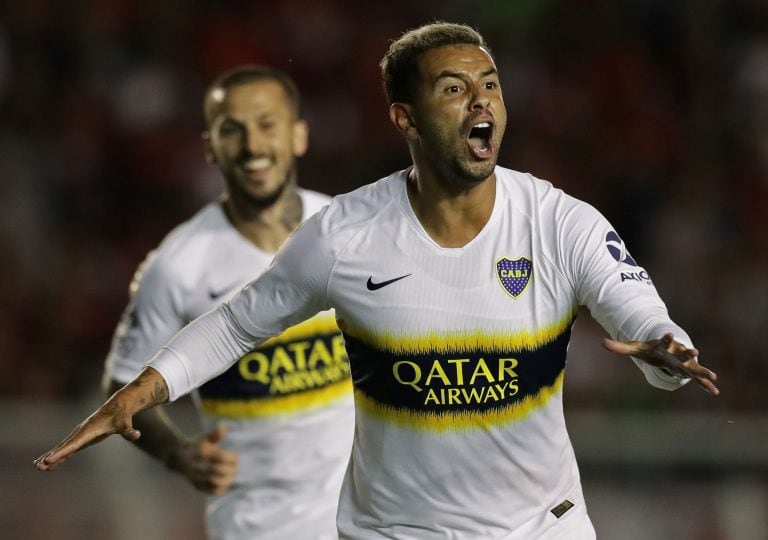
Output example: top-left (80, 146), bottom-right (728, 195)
top-left (99, 65), bottom-right (354, 540)
top-left (37, 24), bottom-right (718, 539)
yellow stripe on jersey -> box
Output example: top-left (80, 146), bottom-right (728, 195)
top-left (260, 312), bottom-right (340, 347)
top-left (355, 371), bottom-right (564, 432)
top-left (343, 309), bottom-right (577, 355)
top-left (200, 378), bottom-right (352, 419)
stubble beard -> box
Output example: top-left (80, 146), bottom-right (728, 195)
top-left (432, 141), bottom-right (497, 188)
top-left (225, 164), bottom-right (296, 211)
top-left (423, 123), bottom-right (499, 188)
top-left (454, 156), bottom-right (497, 184)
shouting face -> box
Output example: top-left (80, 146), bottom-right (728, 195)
top-left (406, 44), bottom-right (507, 187)
top-left (205, 79), bottom-right (308, 208)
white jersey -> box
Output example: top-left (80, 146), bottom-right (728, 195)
top-left (104, 189), bottom-right (354, 540)
top-left (148, 168), bottom-right (690, 539)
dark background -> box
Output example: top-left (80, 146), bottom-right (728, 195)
top-left (1, 1), bottom-right (766, 538)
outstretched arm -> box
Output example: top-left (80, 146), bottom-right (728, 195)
top-left (34, 367), bottom-right (169, 471)
top-left (603, 333), bottom-right (720, 396)
top-left (104, 380), bottom-right (238, 494)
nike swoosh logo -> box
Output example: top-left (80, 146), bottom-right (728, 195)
top-left (366, 274), bottom-right (411, 291)
top-left (208, 284), bottom-right (241, 300)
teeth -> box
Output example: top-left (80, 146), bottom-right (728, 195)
top-left (244, 157), bottom-right (271, 171)
top-left (474, 122), bottom-right (491, 129)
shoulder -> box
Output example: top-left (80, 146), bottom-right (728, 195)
top-left (142, 203), bottom-right (228, 281)
top-left (314, 169), bottom-right (406, 236)
top-left (284, 170), bottom-right (406, 265)
top-left (297, 187), bottom-right (333, 218)
top-left (496, 166), bottom-right (599, 222)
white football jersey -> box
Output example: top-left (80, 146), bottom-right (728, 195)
top-left (105, 188), bottom-right (354, 540)
top-left (148, 167), bottom-right (690, 539)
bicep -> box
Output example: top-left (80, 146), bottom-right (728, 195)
top-left (560, 201), bottom-right (669, 339)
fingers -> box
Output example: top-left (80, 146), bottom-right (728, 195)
top-left (206, 461), bottom-right (239, 494)
top-left (204, 423), bottom-right (227, 444)
top-left (694, 375), bottom-right (720, 396)
top-left (184, 429), bottom-right (239, 494)
top-left (202, 446), bottom-right (239, 467)
top-left (34, 430), bottom-right (94, 471)
top-left (188, 451), bottom-right (239, 494)
top-left (683, 359), bottom-right (720, 396)
top-left (200, 425), bottom-right (236, 466)
top-left (603, 335), bottom-right (720, 397)
top-left (34, 451), bottom-right (62, 471)
top-left (34, 405), bottom-right (135, 471)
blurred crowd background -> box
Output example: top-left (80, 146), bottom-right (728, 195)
top-left (1, 0), bottom-right (766, 539)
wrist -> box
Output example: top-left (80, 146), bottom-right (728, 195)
top-left (163, 436), bottom-right (194, 473)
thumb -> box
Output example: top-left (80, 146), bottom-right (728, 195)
top-left (120, 421), bottom-right (141, 442)
top-left (602, 337), bottom-right (634, 355)
top-left (205, 423), bottom-right (227, 444)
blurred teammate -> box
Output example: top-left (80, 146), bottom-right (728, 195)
top-left (37, 24), bottom-right (718, 539)
top-left (101, 65), bottom-right (353, 540)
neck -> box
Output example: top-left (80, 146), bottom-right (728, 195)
top-left (222, 185), bottom-right (303, 253)
top-left (406, 165), bottom-right (496, 248)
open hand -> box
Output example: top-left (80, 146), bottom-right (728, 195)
top-left (35, 367), bottom-right (168, 471)
top-left (34, 401), bottom-right (141, 471)
top-left (603, 332), bottom-right (719, 396)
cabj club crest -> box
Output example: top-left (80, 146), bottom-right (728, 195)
top-left (496, 257), bottom-right (533, 298)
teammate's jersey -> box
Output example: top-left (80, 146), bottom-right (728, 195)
top-left (104, 189), bottom-right (354, 540)
top-left (148, 168), bottom-right (690, 539)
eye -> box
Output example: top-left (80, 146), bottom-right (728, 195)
top-left (484, 81), bottom-right (497, 90)
top-left (219, 121), bottom-right (242, 137)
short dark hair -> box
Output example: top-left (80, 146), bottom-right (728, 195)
top-left (380, 22), bottom-right (490, 105)
top-left (203, 65), bottom-right (301, 124)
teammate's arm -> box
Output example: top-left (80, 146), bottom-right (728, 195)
top-left (105, 379), bottom-right (238, 494)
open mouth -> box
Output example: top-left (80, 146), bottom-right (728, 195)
top-left (467, 121), bottom-right (493, 158)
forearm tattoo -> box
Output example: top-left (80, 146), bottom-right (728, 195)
top-left (150, 381), bottom-right (168, 405)
top-left (131, 370), bottom-right (169, 409)
top-left (99, 400), bottom-right (126, 418)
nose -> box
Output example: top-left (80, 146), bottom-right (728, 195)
top-left (243, 126), bottom-right (267, 155)
top-left (469, 82), bottom-right (490, 111)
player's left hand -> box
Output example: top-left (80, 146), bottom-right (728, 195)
top-left (603, 332), bottom-right (719, 396)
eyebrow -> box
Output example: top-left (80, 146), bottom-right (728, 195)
top-left (434, 67), bottom-right (498, 84)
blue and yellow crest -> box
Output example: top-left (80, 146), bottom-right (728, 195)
top-left (495, 256), bottom-right (533, 298)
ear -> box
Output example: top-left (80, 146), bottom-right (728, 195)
top-left (292, 119), bottom-right (309, 157)
top-left (202, 131), bottom-right (216, 164)
top-left (389, 103), bottom-right (418, 140)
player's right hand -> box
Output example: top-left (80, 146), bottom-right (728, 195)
top-left (172, 424), bottom-right (239, 495)
top-left (34, 403), bottom-right (140, 471)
